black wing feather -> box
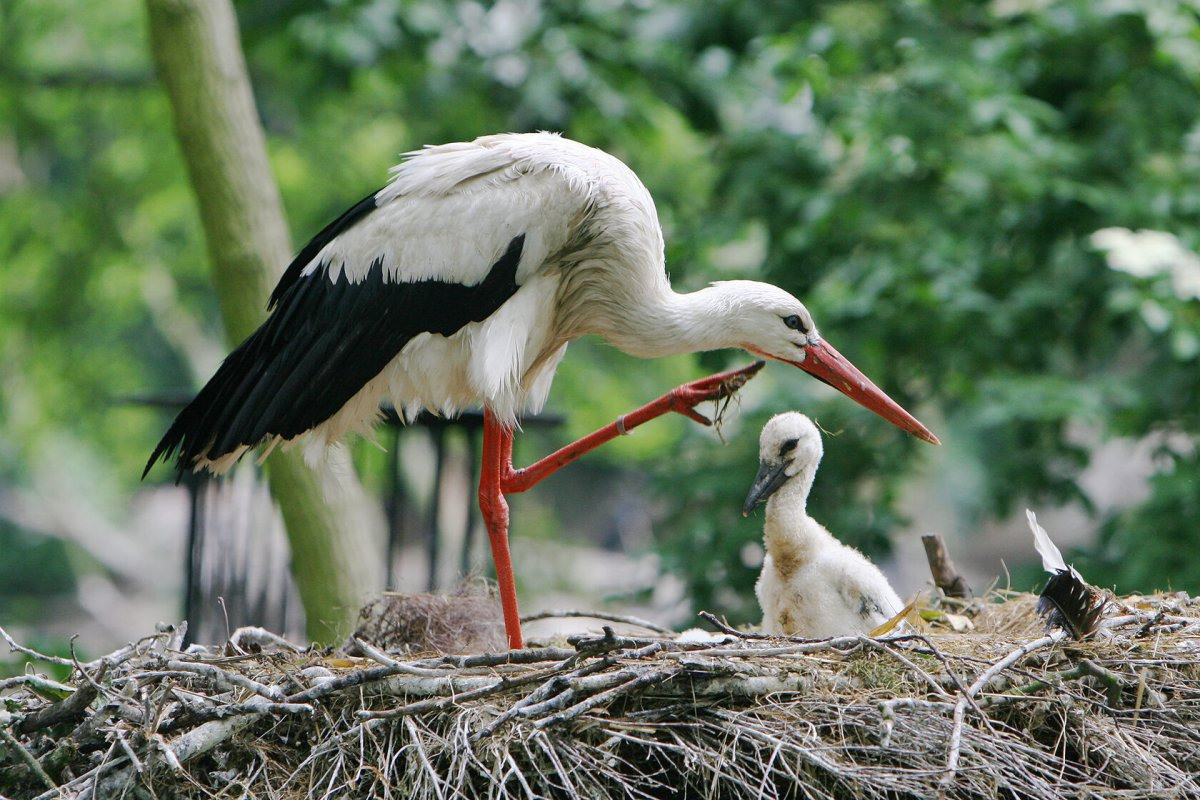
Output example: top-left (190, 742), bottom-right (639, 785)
top-left (1036, 570), bottom-right (1107, 639)
top-left (268, 190), bottom-right (382, 310)
top-left (145, 226), bottom-right (525, 478)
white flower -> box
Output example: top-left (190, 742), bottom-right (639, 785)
top-left (1091, 227), bottom-right (1200, 300)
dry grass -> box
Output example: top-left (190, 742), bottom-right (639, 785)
top-left (3, 590), bottom-right (1200, 799)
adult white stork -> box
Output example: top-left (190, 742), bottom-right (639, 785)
top-left (145, 132), bottom-right (938, 650)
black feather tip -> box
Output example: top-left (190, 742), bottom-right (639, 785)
top-left (1036, 570), bottom-right (1107, 639)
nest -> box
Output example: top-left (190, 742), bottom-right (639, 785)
top-left (348, 583), bottom-right (507, 655)
top-left (3, 591), bottom-right (1200, 800)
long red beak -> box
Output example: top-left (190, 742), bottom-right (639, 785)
top-left (787, 340), bottom-right (940, 445)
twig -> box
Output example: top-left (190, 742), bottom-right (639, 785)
top-left (1072, 659), bottom-right (1125, 708)
top-left (0, 726), bottom-right (58, 792)
top-left (69, 641), bottom-right (111, 701)
top-left (0, 625), bottom-right (76, 667)
top-left (88, 695), bottom-right (282, 797)
top-left (940, 631), bottom-right (1065, 791)
top-left (567, 626), bottom-right (647, 658)
top-left (17, 668), bottom-right (103, 736)
top-left (114, 730), bottom-right (144, 775)
top-left (38, 705), bottom-right (116, 779)
top-left (228, 626), bottom-right (301, 652)
top-left (287, 663), bottom-right (421, 704)
top-left (878, 698), bottom-right (956, 747)
top-left (352, 636), bottom-right (400, 666)
top-left (533, 669), bottom-right (676, 728)
top-left (182, 700), bottom-right (314, 723)
top-left (350, 638), bottom-right (445, 676)
top-left (163, 659), bottom-right (285, 701)
top-left (0, 674), bottom-right (75, 695)
top-left (698, 611), bottom-right (768, 639)
top-left (922, 534), bottom-right (972, 599)
top-left (357, 663), bottom-right (566, 721)
top-left (858, 636), bottom-right (954, 699)
top-left (474, 654), bottom-right (618, 738)
top-left (516, 671), bottom-right (636, 718)
top-left (30, 743), bottom-right (125, 800)
top-left (414, 646), bottom-right (578, 670)
top-left (520, 609), bottom-right (675, 635)
top-left (403, 717), bottom-right (447, 800)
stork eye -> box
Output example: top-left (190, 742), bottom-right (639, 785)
top-left (779, 438), bottom-right (799, 456)
top-left (782, 315), bottom-right (808, 333)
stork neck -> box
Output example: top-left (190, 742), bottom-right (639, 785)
top-left (763, 472), bottom-right (830, 561)
top-left (766, 465), bottom-right (817, 517)
top-left (604, 284), bottom-right (747, 358)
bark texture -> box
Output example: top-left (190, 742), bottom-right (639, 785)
top-left (146, 0), bottom-right (381, 643)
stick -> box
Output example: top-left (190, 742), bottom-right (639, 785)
top-left (88, 695), bottom-right (283, 797)
top-left (350, 638), bottom-right (446, 676)
top-left (533, 669), bottom-right (676, 728)
top-left (416, 646), bottom-right (579, 670)
top-left (228, 626), bottom-right (302, 652)
top-left (474, 655), bottom-right (617, 738)
top-left (519, 610), bottom-right (675, 635)
top-left (0, 625), bottom-right (77, 667)
top-left (356, 662), bottom-right (566, 721)
top-left (0, 726), bottom-right (58, 791)
top-left (922, 534), bottom-right (972, 599)
top-left (17, 673), bottom-right (102, 736)
top-left (939, 631), bottom-right (1065, 790)
top-left (698, 611), bottom-right (769, 639)
top-left (163, 659), bottom-right (285, 701)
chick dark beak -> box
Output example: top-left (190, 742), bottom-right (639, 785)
top-left (742, 459), bottom-right (791, 516)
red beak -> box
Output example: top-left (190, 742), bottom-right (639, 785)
top-left (787, 339), bottom-right (940, 445)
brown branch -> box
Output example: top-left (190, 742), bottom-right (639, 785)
top-left (922, 534), bottom-right (972, 599)
top-left (0, 726), bottom-right (57, 791)
top-left (520, 609), bottom-right (675, 635)
top-left (533, 669), bottom-right (677, 728)
top-left (697, 611), bottom-right (768, 639)
top-left (16, 662), bottom-right (108, 736)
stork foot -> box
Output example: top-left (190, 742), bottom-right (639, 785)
top-left (664, 360), bottom-right (765, 425)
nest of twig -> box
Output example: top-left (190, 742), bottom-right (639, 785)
top-left (348, 583), bottom-right (506, 655)
top-left (3, 591), bottom-right (1200, 800)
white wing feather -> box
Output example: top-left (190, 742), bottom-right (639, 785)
top-left (1025, 509), bottom-right (1082, 580)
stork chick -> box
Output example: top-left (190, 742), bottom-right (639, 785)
top-left (743, 413), bottom-right (903, 638)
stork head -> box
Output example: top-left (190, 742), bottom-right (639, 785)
top-left (718, 281), bottom-right (940, 446)
top-left (743, 412), bottom-right (824, 515)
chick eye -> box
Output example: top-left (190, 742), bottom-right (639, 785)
top-left (782, 314), bottom-right (808, 333)
top-left (779, 438), bottom-right (799, 456)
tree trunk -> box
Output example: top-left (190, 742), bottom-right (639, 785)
top-left (145, 0), bottom-right (381, 643)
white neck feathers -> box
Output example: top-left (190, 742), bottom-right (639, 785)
top-left (762, 465), bottom-right (832, 560)
top-left (593, 282), bottom-right (755, 358)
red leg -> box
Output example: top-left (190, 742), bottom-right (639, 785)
top-left (479, 410), bottom-right (524, 650)
top-left (478, 360), bottom-right (763, 651)
top-left (503, 361), bottom-right (764, 493)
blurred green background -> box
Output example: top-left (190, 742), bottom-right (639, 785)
top-left (2, 0), bottom-right (1199, 654)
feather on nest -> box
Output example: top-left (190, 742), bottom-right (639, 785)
top-left (1026, 509), bottom-right (1108, 639)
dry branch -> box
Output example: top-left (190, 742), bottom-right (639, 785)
top-left (922, 533), bottom-right (973, 599)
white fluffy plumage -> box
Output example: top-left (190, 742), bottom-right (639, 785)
top-left (745, 412), bottom-right (904, 638)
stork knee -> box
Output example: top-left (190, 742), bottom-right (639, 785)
top-left (479, 485), bottom-right (510, 538)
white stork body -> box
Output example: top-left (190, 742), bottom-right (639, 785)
top-left (148, 132), bottom-right (938, 650)
top-left (744, 413), bottom-right (904, 638)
